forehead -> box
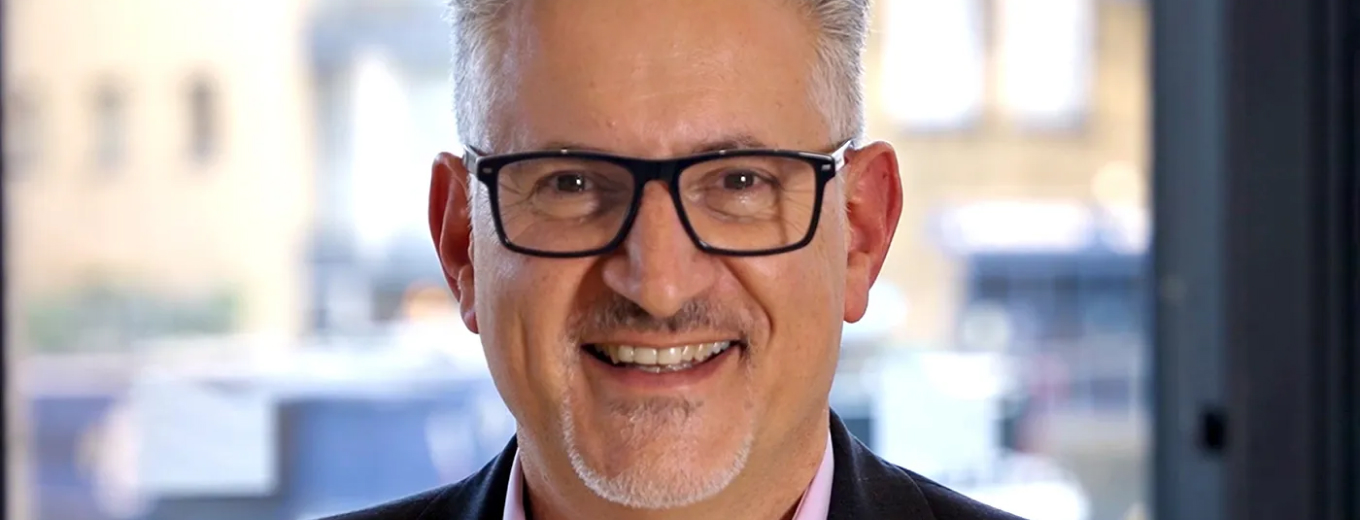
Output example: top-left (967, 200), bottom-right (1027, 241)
top-left (491, 0), bottom-right (829, 155)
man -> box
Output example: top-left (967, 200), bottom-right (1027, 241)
top-left (329, 0), bottom-right (1024, 518)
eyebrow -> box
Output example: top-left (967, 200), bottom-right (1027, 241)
top-left (533, 133), bottom-right (774, 156)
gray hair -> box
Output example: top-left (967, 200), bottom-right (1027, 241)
top-left (444, 0), bottom-right (870, 148)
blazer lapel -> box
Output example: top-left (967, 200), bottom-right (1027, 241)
top-left (827, 411), bottom-right (939, 520)
top-left (416, 437), bottom-right (519, 520)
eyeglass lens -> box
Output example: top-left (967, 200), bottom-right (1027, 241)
top-left (493, 154), bottom-right (821, 254)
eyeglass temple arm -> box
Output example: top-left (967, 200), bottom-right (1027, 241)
top-left (462, 147), bottom-right (483, 173)
top-left (830, 139), bottom-right (856, 172)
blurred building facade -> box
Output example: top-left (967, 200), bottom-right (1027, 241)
top-left (860, 3), bottom-right (1149, 519)
top-left (4, 0), bottom-right (318, 355)
top-left (865, 0), bottom-right (1148, 347)
top-left (5, 3), bottom-right (316, 517)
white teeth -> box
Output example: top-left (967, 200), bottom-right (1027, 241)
top-left (657, 347), bottom-right (681, 365)
top-left (704, 341), bottom-right (731, 361)
top-left (698, 342), bottom-right (723, 362)
top-left (595, 341), bottom-right (734, 369)
top-left (633, 348), bottom-right (658, 365)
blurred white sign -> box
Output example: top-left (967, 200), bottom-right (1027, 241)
top-left (937, 201), bottom-right (1096, 253)
top-left (873, 351), bottom-right (1006, 476)
top-left (129, 378), bottom-right (277, 496)
top-left (935, 200), bottom-right (1150, 254)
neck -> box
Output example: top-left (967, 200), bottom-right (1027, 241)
top-left (520, 409), bottom-right (831, 520)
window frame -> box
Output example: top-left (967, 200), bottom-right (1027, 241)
top-left (92, 80), bottom-right (129, 172)
top-left (187, 74), bottom-right (220, 165)
top-left (1152, 0), bottom-right (1360, 518)
top-left (4, 86), bottom-right (41, 177)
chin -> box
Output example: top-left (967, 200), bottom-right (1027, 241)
top-left (560, 397), bottom-right (755, 509)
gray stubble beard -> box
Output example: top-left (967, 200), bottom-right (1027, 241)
top-left (559, 391), bottom-right (754, 510)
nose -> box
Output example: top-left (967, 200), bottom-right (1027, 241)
top-left (601, 182), bottom-right (720, 319)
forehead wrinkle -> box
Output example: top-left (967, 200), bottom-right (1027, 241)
top-left (493, 0), bottom-right (829, 154)
top-left (528, 133), bottom-right (772, 156)
top-left (544, 77), bottom-right (816, 156)
top-left (512, 0), bottom-right (817, 92)
top-left (592, 83), bottom-right (725, 104)
top-left (503, 79), bottom-right (794, 157)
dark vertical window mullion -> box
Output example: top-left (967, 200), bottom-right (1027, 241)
top-left (1218, 0), bottom-right (1359, 519)
top-left (1151, 0), bottom-right (1228, 518)
top-left (1316, 0), bottom-right (1360, 517)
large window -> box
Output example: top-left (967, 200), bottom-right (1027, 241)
top-left (10, 0), bottom-right (1353, 518)
top-left (878, 0), bottom-right (986, 131)
top-left (996, 0), bottom-right (1094, 129)
top-left (879, 0), bottom-right (1096, 133)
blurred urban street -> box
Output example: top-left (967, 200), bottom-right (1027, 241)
top-left (4, 0), bottom-right (1149, 519)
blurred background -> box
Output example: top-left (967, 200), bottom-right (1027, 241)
top-left (2, 0), bottom-right (1148, 519)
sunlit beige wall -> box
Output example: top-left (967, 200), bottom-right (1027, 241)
top-left (864, 1), bottom-right (1148, 345)
top-left (4, 0), bottom-right (317, 340)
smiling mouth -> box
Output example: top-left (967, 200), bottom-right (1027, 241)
top-left (584, 341), bottom-right (741, 373)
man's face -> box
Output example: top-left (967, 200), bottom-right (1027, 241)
top-left (432, 0), bottom-right (898, 510)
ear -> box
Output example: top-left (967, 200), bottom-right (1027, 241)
top-left (429, 152), bottom-right (479, 333)
top-left (841, 141), bottom-right (903, 323)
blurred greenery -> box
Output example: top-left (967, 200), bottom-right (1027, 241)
top-left (25, 281), bottom-right (241, 353)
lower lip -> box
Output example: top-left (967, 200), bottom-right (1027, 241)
top-left (583, 345), bottom-right (739, 390)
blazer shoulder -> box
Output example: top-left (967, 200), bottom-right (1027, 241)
top-left (317, 437), bottom-right (519, 520)
top-left (905, 469), bottom-right (1029, 520)
top-left (317, 484), bottom-right (454, 520)
top-left (828, 410), bottom-right (1027, 520)
top-left (850, 455), bottom-right (1026, 520)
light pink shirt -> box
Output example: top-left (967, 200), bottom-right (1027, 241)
top-left (502, 432), bottom-right (835, 520)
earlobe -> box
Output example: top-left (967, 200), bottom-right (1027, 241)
top-left (841, 141), bottom-right (904, 323)
top-left (429, 152), bottom-right (479, 333)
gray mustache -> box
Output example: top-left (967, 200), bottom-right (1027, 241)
top-left (570, 294), bottom-right (752, 339)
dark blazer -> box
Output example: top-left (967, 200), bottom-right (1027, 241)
top-left (323, 411), bottom-right (1026, 520)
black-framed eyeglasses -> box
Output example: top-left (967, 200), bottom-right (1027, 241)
top-left (463, 140), bottom-right (853, 258)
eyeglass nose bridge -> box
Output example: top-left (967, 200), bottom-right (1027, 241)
top-left (620, 156), bottom-right (684, 187)
top-left (610, 158), bottom-right (705, 251)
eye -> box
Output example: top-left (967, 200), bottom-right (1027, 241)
top-left (721, 171), bottom-right (764, 191)
top-left (546, 172), bottom-right (590, 193)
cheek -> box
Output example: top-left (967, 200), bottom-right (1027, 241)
top-left (738, 220), bottom-right (848, 400)
top-left (738, 253), bottom-right (844, 365)
top-left (473, 234), bottom-right (593, 422)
